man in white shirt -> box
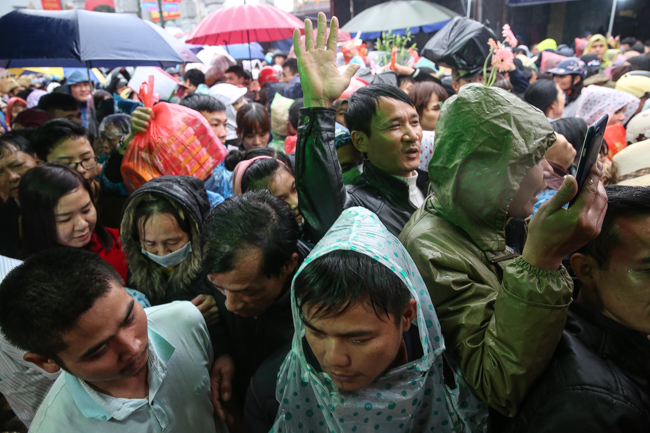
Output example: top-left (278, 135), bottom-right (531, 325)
top-left (0, 249), bottom-right (225, 433)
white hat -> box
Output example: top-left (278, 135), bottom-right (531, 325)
top-left (208, 83), bottom-right (247, 105)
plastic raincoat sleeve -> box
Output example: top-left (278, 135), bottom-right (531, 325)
top-left (401, 214), bottom-right (573, 417)
top-left (295, 107), bottom-right (355, 244)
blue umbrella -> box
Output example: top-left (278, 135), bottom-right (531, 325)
top-left (0, 9), bottom-right (183, 68)
top-left (222, 42), bottom-right (265, 60)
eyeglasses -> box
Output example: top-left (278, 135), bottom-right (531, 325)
top-left (70, 156), bottom-right (98, 171)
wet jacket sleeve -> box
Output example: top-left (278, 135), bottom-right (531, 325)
top-left (402, 222), bottom-right (573, 417)
top-left (509, 67), bottom-right (529, 94)
top-left (296, 107), bottom-right (354, 243)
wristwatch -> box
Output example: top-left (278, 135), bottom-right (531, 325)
top-left (117, 136), bottom-right (127, 155)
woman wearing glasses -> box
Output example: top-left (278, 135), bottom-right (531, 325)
top-left (17, 163), bottom-right (128, 282)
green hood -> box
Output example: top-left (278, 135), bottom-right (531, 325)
top-left (430, 84), bottom-right (556, 252)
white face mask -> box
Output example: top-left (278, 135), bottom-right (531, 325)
top-left (141, 241), bottom-right (192, 268)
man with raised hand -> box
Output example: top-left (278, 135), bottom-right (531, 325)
top-left (294, 12), bottom-right (430, 243)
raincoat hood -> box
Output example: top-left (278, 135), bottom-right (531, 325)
top-left (120, 175), bottom-right (210, 304)
top-left (430, 84), bottom-right (556, 252)
top-left (584, 34), bottom-right (618, 68)
top-left (272, 207), bottom-right (487, 433)
top-left (576, 85), bottom-right (640, 125)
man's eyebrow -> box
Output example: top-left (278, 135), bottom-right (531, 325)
top-left (79, 300), bottom-right (134, 360)
top-left (302, 318), bottom-right (375, 338)
top-left (210, 282), bottom-right (251, 293)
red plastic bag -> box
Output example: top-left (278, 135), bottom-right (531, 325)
top-left (121, 75), bottom-right (228, 193)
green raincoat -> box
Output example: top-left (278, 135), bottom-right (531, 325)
top-left (272, 207), bottom-right (488, 432)
top-left (400, 84), bottom-right (574, 417)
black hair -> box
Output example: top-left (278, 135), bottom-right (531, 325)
top-left (225, 147), bottom-right (294, 194)
top-left (345, 84), bottom-right (415, 137)
top-left (408, 81), bottom-right (449, 121)
top-left (294, 250), bottom-right (412, 322)
top-left (202, 190), bottom-right (299, 278)
top-left (0, 132), bottom-right (32, 156)
top-left (132, 195), bottom-right (191, 247)
top-left (0, 248), bottom-right (121, 362)
top-left (31, 118), bottom-right (92, 162)
top-left (621, 37), bottom-right (637, 47)
top-left (235, 102), bottom-right (270, 139)
top-left (627, 55), bottom-right (650, 72)
top-left (184, 69), bottom-right (205, 87)
top-left (37, 92), bottom-right (79, 114)
top-left (283, 58), bottom-right (298, 76)
top-left (576, 185), bottom-right (650, 267)
top-left (288, 98), bottom-right (304, 130)
top-left (551, 117), bottom-right (588, 154)
top-left (631, 43), bottom-right (646, 53)
top-left (16, 88), bottom-right (32, 101)
top-left (224, 146), bottom-right (293, 173)
top-left (179, 94), bottom-right (226, 114)
top-left (523, 79), bottom-right (560, 115)
top-left (398, 76), bottom-right (415, 89)
top-left (18, 163), bottom-right (112, 257)
top-left (226, 65), bottom-right (246, 79)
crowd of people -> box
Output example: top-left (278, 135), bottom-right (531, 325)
top-left (0, 10), bottom-right (649, 433)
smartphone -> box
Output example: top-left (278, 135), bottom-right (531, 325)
top-left (569, 113), bottom-right (608, 207)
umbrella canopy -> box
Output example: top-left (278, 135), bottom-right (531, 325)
top-left (341, 0), bottom-right (459, 40)
top-left (222, 42), bottom-right (265, 60)
top-left (186, 3), bottom-right (305, 45)
top-left (0, 9), bottom-right (184, 68)
top-left (145, 21), bottom-right (201, 63)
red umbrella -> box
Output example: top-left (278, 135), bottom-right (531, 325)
top-left (186, 3), bottom-right (305, 45)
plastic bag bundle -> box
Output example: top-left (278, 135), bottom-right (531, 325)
top-left (421, 17), bottom-right (497, 75)
top-left (121, 76), bottom-right (228, 193)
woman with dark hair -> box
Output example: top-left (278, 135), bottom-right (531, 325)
top-left (408, 81), bottom-right (449, 132)
top-left (226, 147), bottom-right (300, 224)
top-left (18, 162), bottom-right (127, 281)
top-left (523, 79), bottom-right (565, 119)
top-left (120, 175), bottom-right (219, 324)
top-left (235, 102), bottom-right (271, 150)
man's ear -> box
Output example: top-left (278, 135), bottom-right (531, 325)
top-left (400, 298), bottom-right (418, 332)
top-left (351, 130), bottom-right (368, 154)
top-left (570, 253), bottom-right (598, 291)
top-left (451, 80), bottom-right (460, 93)
top-left (23, 353), bottom-right (61, 374)
top-left (35, 157), bottom-right (45, 165)
top-left (282, 252), bottom-right (300, 278)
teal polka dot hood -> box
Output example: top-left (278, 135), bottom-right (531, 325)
top-left (271, 207), bottom-right (488, 432)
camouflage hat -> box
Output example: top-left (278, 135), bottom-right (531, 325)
top-left (548, 57), bottom-right (587, 79)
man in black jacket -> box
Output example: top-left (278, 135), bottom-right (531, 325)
top-left (202, 191), bottom-right (309, 428)
top-left (504, 185), bottom-right (650, 432)
top-left (295, 13), bottom-right (429, 244)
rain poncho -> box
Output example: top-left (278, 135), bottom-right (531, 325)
top-left (272, 207), bottom-right (488, 433)
top-left (576, 85), bottom-right (640, 125)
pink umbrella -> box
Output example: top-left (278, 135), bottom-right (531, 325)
top-left (186, 3), bottom-right (305, 45)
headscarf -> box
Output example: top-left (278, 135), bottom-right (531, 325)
top-left (5, 97), bottom-right (27, 131)
top-left (576, 85), bottom-right (640, 125)
top-left (272, 207), bottom-right (488, 433)
top-left (584, 34), bottom-right (619, 68)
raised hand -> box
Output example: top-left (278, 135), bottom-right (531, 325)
top-left (293, 12), bottom-right (360, 108)
top-left (523, 161), bottom-right (608, 270)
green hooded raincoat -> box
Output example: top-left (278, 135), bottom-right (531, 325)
top-left (400, 84), bottom-right (574, 417)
